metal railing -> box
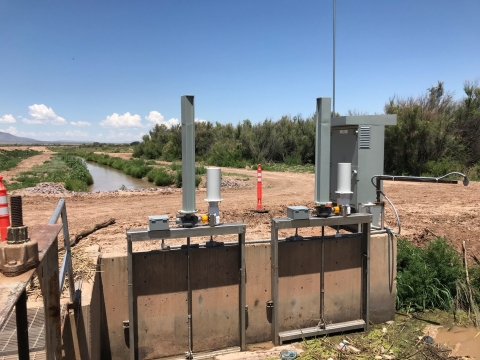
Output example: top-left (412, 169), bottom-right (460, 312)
top-left (48, 199), bottom-right (75, 303)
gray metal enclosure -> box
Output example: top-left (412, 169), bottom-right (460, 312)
top-left (329, 115), bottom-right (397, 225)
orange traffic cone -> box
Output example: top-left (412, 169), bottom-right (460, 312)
top-left (0, 176), bottom-right (10, 242)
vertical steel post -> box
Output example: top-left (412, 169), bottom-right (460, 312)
top-left (362, 221), bottom-right (370, 331)
top-left (332, 0), bottom-right (336, 116)
top-left (271, 220), bottom-right (279, 345)
top-left (127, 236), bottom-right (137, 360)
top-left (16, 289), bottom-right (30, 360)
top-left (239, 232), bottom-right (246, 350)
top-left (314, 98), bottom-right (332, 205)
top-left (61, 205), bottom-right (76, 303)
top-left (180, 96), bottom-right (197, 215)
top-left (320, 226), bottom-right (325, 329)
top-left (186, 237), bottom-right (193, 358)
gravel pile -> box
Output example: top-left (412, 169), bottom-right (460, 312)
top-left (221, 179), bottom-right (252, 187)
top-left (24, 183), bottom-right (74, 195)
top-left (22, 183), bottom-right (176, 195)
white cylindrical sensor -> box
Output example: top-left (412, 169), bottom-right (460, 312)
top-left (336, 163), bottom-right (353, 194)
top-left (205, 167), bottom-right (222, 202)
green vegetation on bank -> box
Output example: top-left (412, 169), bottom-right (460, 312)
top-left (397, 237), bottom-right (480, 326)
top-left (131, 80), bottom-right (480, 178)
top-left (60, 151), bottom-right (202, 188)
top-left (301, 310), bottom-right (468, 359)
top-left (0, 149), bottom-right (41, 172)
top-left (5, 154), bottom-right (93, 191)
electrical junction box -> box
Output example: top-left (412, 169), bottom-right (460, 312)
top-left (287, 206), bottom-right (310, 220)
top-left (328, 115), bottom-right (397, 225)
top-left (148, 215), bottom-right (169, 231)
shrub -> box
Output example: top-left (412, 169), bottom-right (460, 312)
top-left (396, 237), bottom-right (463, 312)
top-left (195, 165), bottom-right (206, 175)
top-left (65, 178), bottom-right (88, 192)
top-left (153, 170), bottom-right (174, 186)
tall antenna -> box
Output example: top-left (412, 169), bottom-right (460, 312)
top-left (333, 0), bottom-right (336, 116)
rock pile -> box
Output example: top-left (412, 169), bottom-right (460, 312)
top-left (24, 183), bottom-right (74, 195)
top-left (221, 179), bottom-right (252, 187)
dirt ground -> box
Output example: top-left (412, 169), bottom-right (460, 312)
top-left (3, 147), bottom-right (479, 257)
top-left (0, 146), bottom-right (53, 183)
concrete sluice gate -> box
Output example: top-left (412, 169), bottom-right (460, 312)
top-left (2, 95), bottom-right (410, 359)
top-left (91, 232), bottom-right (394, 359)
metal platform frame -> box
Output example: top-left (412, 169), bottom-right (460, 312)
top-left (0, 199), bottom-right (75, 360)
top-left (126, 222), bottom-right (247, 360)
top-left (270, 213), bottom-right (371, 345)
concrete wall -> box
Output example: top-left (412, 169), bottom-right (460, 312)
top-left (99, 233), bottom-right (396, 360)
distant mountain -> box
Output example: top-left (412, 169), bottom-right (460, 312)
top-left (0, 131), bottom-right (44, 144)
top-left (0, 131), bottom-right (90, 145)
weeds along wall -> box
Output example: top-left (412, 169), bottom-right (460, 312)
top-left (98, 233), bottom-right (395, 359)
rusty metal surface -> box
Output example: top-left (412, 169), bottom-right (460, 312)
top-left (0, 224), bottom-right (62, 329)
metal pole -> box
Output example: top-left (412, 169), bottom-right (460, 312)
top-left (271, 220), bottom-right (279, 345)
top-left (239, 232), bottom-right (246, 351)
top-left (16, 289), bottom-right (30, 360)
top-left (61, 206), bottom-right (76, 303)
top-left (320, 226), bottom-right (325, 329)
top-left (333, 0), bottom-right (336, 116)
top-left (127, 236), bottom-right (137, 360)
top-left (187, 237), bottom-right (193, 358)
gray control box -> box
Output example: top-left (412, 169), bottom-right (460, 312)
top-left (148, 215), bottom-right (169, 231)
top-left (286, 206), bottom-right (310, 220)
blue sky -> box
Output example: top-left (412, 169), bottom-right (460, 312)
top-left (0, 0), bottom-right (479, 142)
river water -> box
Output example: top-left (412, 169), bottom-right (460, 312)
top-left (85, 161), bottom-right (155, 192)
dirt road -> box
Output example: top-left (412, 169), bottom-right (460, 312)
top-left (1, 146), bottom-right (53, 182)
top-left (2, 148), bottom-right (478, 255)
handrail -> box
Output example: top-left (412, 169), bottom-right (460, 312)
top-left (48, 199), bottom-right (75, 303)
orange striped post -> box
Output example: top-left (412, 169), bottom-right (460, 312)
top-left (0, 176), bottom-right (10, 242)
top-left (257, 164), bottom-right (262, 210)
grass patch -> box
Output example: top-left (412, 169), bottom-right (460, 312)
top-left (222, 172), bottom-right (251, 181)
top-left (6, 155), bottom-right (93, 191)
top-left (260, 162), bottom-right (315, 173)
top-left (0, 149), bottom-right (41, 171)
top-left (301, 310), bottom-right (464, 360)
top-left (147, 168), bottom-right (175, 186)
top-left (396, 238), bottom-right (463, 312)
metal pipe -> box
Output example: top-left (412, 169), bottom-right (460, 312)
top-left (16, 289), bottom-right (30, 360)
top-left (61, 206), bottom-right (76, 303)
top-left (187, 236), bottom-right (193, 358)
top-left (374, 175), bottom-right (458, 184)
top-left (48, 199), bottom-right (64, 224)
top-left (314, 98), bottom-right (332, 205)
top-left (127, 236), bottom-right (137, 360)
top-left (180, 95), bottom-right (197, 215)
top-left (320, 226), bottom-right (325, 329)
top-left (332, 0), bottom-right (336, 116)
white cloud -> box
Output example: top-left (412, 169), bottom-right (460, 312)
top-left (0, 126), bottom-right (17, 135)
top-left (195, 118), bottom-right (207, 123)
top-left (70, 121), bottom-right (91, 127)
top-left (23, 104), bottom-right (67, 125)
top-left (0, 114), bottom-right (16, 123)
top-left (100, 112), bottom-right (142, 127)
top-left (145, 111), bottom-right (179, 128)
